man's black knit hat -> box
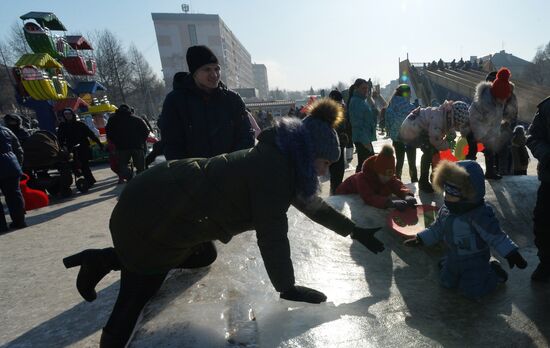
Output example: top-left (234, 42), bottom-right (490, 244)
top-left (186, 45), bottom-right (219, 75)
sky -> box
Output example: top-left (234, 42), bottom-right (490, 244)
top-left (1, 0), bottom-right (549, 90)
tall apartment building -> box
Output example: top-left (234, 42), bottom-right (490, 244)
top-left (252, 63), bottom-right (269, 99)
top-left (151, 13), bottom-right (254, 90)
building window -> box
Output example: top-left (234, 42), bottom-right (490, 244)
top-left (188, 24), bottom-right (198, 45)
top-left (158, 35), bottom-right (172, 46)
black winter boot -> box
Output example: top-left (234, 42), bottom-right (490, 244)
top-left (100, 328), bottom-right (128, 348)
top-left (484, 150), bottom-right (502, 180)
top-left (63, 248), bottom-right (120, 302)
top-left (0, 212), bottom-right (8, 233)
top-left (406, 144), bottom-right (418, 182)
top-left (531, 262), bottom-right (550, 283)
top-left (419, 145), bottom-right (434, 193)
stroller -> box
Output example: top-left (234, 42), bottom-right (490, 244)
top-left (22, 131), bottom-right (89, 196)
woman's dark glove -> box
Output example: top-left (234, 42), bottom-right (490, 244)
top-left (391, 200), bottom-right (409, 211)
top-left (505, 250), bottom-right (527, 269)
top-left (351, 227), bottom-right (385, 254)
top-left (404, 235), bottom-right (424, 247)
top-left (280, 285), bottom-right (327, 304)
top-left (404, 196), bottom-right (417, 207)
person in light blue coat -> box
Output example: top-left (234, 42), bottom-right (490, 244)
top-left (385, 84), bottom-right (418, 182)
top-left (404, 160), bottom-right (527, 299)
top-left (347, 78), bottom-right (378, 173)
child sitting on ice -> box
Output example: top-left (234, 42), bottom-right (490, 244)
top-left (404, 160), bottom-right (527, 299)
top-left (335, 144), bottom-right (417, 210)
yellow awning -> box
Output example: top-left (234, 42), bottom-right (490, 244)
top-left (81, 104), bottom-right (118, 115)
top-left (15, 53), bottom-right (62, 69)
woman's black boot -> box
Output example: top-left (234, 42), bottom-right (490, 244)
top-left (100, 328), bottom-right (128, 348)
top-left (63, 248), bottom-right (120, 302)
top-left (419, 150), bottom-right (434, 193)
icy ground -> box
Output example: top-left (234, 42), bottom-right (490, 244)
top-left (1, 141), bottom-right (549, 347)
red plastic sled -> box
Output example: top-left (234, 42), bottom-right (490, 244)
top-left (387, 204), bottom-right (439, 238)
top-left (20, 173), bottom-right (49, 211)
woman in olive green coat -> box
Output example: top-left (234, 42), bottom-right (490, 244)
top-left (63, 98), bottom-right (385, 347)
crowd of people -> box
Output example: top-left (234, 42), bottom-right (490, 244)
top-left (1, 44), bottom-right (548, 347)
top-left (0, 102), bottom-right (153, 232)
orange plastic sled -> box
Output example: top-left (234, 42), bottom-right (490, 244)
top-left (387, 204), bottom-right (439, 238)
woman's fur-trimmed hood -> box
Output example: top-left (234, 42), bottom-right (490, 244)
top-left (432, 160), bottom-right (485, 202)
top-left (473, 81), bottom-right (518, 119)
top-left (473, 82), bottom-right (495, 111)
top-left (470, 81), bottom-right (518, 151)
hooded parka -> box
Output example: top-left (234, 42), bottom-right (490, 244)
top-left (110, 127), bottom-right (355, 292)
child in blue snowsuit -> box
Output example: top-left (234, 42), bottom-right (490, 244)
top-left (404, 160), bottom-right (527, 299)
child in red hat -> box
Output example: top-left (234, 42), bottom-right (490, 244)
top-left (335, 144), bottom-right (416, 210)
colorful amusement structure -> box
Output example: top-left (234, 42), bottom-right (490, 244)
top-left (12, 11), bottom-right (116, 139)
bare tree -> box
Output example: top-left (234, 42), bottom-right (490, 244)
top-left (4, 22), bottom-right (31, 65)
top-left (525, 41), bottom-right (550, 87)
top-left (126, 44), bottom-right (164, 118)
top-left (269, 88), bottom-right (288, 100)
top-left (534, 41), bottom-right (550, 86)
top-left (0, 40), bottom-right (20, 113)
top-left (91, 29), bottom-right (132, 105)
top-left (335, 81), bottom-right (348, 91)
top-left (287, 90), bottom-right (305, 100)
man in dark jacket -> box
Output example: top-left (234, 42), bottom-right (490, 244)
top-left (0, 125), bottom-right (26, 231)
top-left (158, 45), bottom-right (255, 160)
top-left (526, 96), bottom-right (550, 282)
top-left (156, 46), bottom-right (255, 282)
top-left (3, 113), bottom-right (31, 145)
top-left (57, 108), bottom-right (104, 186)
top-left (106, 105), bottom-right (149, 181)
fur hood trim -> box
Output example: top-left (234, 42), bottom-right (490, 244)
top-left (307, 98), bottom-right (344, 128)
top-left (473, 82), bottom-right (494, 110)
top-left (433, 160), bottom-right (485, 202)
top-left (474, 81), bottom-right (517, 113)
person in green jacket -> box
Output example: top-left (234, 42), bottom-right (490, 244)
top-left (347, 78), bottom-right (379, 173)
top-left (63, 98), bottom-right (385, 347)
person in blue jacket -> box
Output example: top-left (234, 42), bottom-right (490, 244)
top-left (385, 84), bottom-right (417, 182)
top-left (347, 78), bottom-right (378, 173)
top-left (0, 125), bottom-right (26, 232)
top-left (404, 160), bottom-right (527, 299)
